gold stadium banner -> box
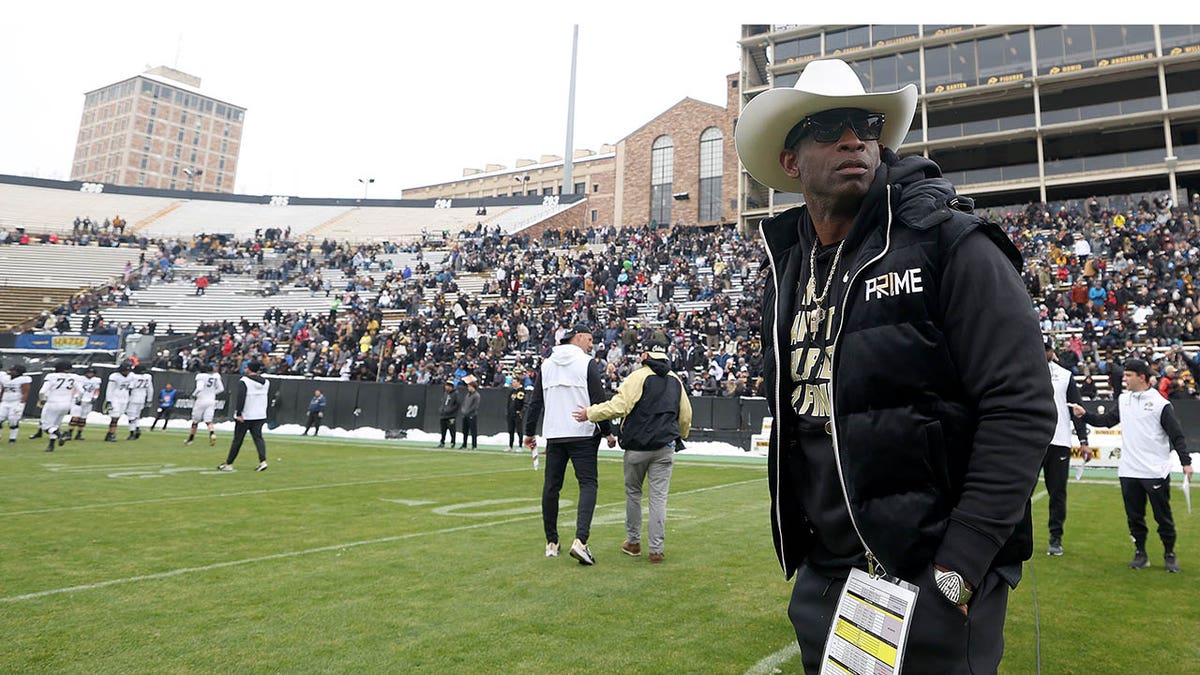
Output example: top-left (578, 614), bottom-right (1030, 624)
top-left (931, 81), bottom-right (969, 94)
top-left (1167, 44), bottom-right (1200, 56)
top-left (985, 72), bottom-right (1027, 86)
top-left (1044, 62), bottom-right (1088, 75)
top-left (1097, 52), bottom-right (1155, 67)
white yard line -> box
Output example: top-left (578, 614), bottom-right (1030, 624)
top-left (744, 642), bottom-right (801, 675)
top-left (0, 467), bottom-right (531, 517)
top-left (2, 477), bottom-right (764, 603)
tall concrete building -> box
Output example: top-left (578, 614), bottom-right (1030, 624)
top-left (737, 24), bottom-right (1200, 232)
top-left (70, 66), bottom-right (246, 193)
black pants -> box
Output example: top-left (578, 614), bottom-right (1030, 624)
top-left (1120, 476), bottom-right (1177, 552)
top-left (788, 563), bottom-right (1009, 674)
top-left (507, 414), bottom-right (522, 447)
top-left (541, 436), bottom-right (600, 545)
top-left (303, 412), bottom-right (322, 435)
top-left (439, 417), bottom-right (456, 445)
top-left (462, 415), bottom-right (478, 448)
top-left (226, 419), bottom-right (267, 464)
top-left (1043, 444), bottom-right (1070, 540)
top-left (152, 408), bottom-right (173, 429)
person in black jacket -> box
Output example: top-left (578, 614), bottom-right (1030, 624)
top-left (505, 378), bottom-right (526, 450)
top-left (437, 381), bottom-right (459, 448)
top-left (734, 58), bottom-right (1055, 673)
top-left (573, 338), bottom-right (691, 563)
top-left (302, 389), bottom-right (326, 436)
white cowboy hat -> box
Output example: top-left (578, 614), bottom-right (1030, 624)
top-left (734, 59), bottom-right (918, 194)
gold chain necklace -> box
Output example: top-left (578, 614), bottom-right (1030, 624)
top-left (807, 237), bottom-right (847, 328)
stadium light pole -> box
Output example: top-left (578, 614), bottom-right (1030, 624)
top-left (358, 177), bottom-right (375, 201)
top-left (514, 174), bottom-right (530, 196)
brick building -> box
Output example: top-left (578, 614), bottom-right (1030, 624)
top-left (402, 73), bottom-right (739, 230)
top-left (71, 66), bottom-right (246, 194)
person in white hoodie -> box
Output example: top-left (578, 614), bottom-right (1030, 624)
top-left (1072, 358), bottom-right (1193, 573)
top-left (524, 324), bottom-right (615, 565)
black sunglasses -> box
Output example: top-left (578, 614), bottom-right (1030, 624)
top-left (785, 108), bottom-right (886, 147)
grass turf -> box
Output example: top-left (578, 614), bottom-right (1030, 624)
top-left (0, 429), bottom-right (1196, 673)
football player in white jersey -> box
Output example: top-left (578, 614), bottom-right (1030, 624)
top-left (39, 360), bottom-right (80, 451)
top-left (68, 367), bottom-right (103, 440)
top-left (124, 364), bottom-right (154, 439)
top-left (1, 364), bottom-right (32, 444)
top-left (186, 362), bottom-right (225, 446)
top-left (104, 360), bottom-right (133, 443)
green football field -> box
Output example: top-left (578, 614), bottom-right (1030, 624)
top-left (0, 428), bottom-right (1196, 673)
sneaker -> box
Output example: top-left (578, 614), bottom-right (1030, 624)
top-left (184, 439), bottom-right (194, 446)
top-left (29, 430), bottom-right (42, 439)
top-left (74, 433), bottom-right (84, 441)
top-left (1130, 550), bottom-right (1150, 569)
top-left (621, 541), bottom-right (642, 557)
top-left (217, 464), bottom-right (235, 472)
top-left (1165, 553), bottom-right (1181, 574)
top-left (57, 433), bottom-right (66, 447)
top-left (44, 443), bottom-right (55, 452)
top-left (1047, 538), bottom-right (1063, 556)
top-left (126, 433), bottom-right (136, 441)
top-left (256, 461), bottom-right (268, 472)
top-left (649, 552), bottom-right (665, 564)
top-left (569, 538), bottom-right (595, 566)
top-left (104, 433), bottom-right (117, 443)
top-left (545, 542), bottom-right (559, 558)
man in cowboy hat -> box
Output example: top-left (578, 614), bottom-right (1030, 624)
top-left (735, 58), bottom-right (1055, 672)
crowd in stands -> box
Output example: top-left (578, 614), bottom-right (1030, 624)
top-left (983, 191), bottom-right (1200, 398)
top-left (13, 189), bottom-right (1200, 401)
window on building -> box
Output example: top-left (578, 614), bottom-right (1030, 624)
top-left (573, 182), bottom-right (585, 194)
top-left (925, 40), bottom-right (978, 88)
top-left (592, 183), bottom-right (600, 192)
top-left (650, 135), bottom-right (674, 225)
top-left (699, 127), bottom-right (723, 222)
top-left (542, 187), bottom-right (554, 196)
top-left (591, 209), bottom-right (598, 223)
top-left (825, 26), bottom-right (870, 54)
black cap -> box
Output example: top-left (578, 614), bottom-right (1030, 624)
top-left (559, 323), bottom-right (594, 344)
top-left (640, 338), bottom-right (669, 354)
top-left (246, 361), bottom-right (264, 373)
top-left (1123, 358), bottom-right (1152, 379)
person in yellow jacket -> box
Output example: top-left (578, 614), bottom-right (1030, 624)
top-left (573, 338), bottom-right (691, 563)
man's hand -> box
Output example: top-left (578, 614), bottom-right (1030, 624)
top-left (1070, 403), bottom-right (1086, 418)
top-left (606, 434), bottom-right (617, 448)
top-left (1185, 464), bottom-right (1194, 480)
top-left (571, 405), bottom-right (590, 423)
top-left (524, 435), bottom-right (537, 450)
top-left (236, 414), bottom-right (244, 423)
top-left (1079, 443), bottom-right (1093, 461)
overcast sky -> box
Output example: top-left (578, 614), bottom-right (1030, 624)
top-left (0, 2), bottom-right (1154, 199)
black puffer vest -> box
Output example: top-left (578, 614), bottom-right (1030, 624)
top-left (760, 156), bottom-right (1030, 582)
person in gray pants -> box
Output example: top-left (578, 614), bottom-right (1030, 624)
top-left (573, 338), bottom-right (692, 563)
top-left (459, 381), bottom-right (481, 449)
